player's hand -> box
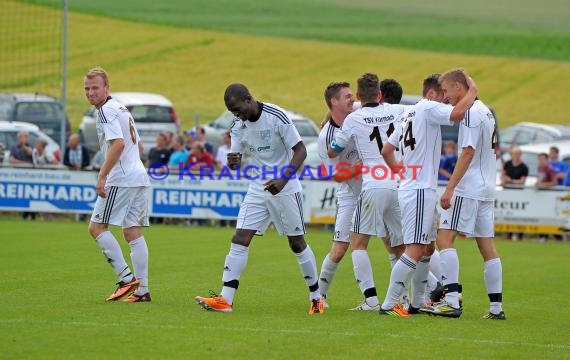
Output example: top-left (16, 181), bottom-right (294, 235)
top-left (96, 175), bottom-right (107, 198)
top-left (440, 187), bottom-right (454, 210)
top-left (464, 72), bottom-right (478, 94)
top-left (264, 178), bottom-right (287, 195)
top-left (227, 152), bottom-right (242, 170)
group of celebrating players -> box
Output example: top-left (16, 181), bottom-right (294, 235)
top-left (84, 66), bottom-right (504, 320)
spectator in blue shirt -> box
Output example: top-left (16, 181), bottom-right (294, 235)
top-left (549, 146), bottom-right (567, 186)
top-left (438, 140), bottom-right (457, 181)
top-left (168, 134), bottom-right (189, 170)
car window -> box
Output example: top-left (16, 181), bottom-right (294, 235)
top-left (293, 119), bottom-right (318, 137)
top-left (499, 127), bottom-right (517, 145)
top-left (514, 130), bottom-right (535, 145)
top-left (14, 102), bottom-right (64, 122)
top-left (0, 102), bottom-right (12, 119)
top-left (534, 130), bottom-right (552, 143)
top-left (128, 105), bottom-right (173, 123)
top-left (212, 111), bottom-right (236, 129)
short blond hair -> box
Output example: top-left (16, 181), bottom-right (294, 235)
top-left (85, 67), bottom-right (109, 86)
top-left (439, 68), bottom-right (468, 89)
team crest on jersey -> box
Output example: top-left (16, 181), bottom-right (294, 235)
top-left (345, 149), bottom-right (358, 161)
top-left (259, 129), bottom-right (271, 141)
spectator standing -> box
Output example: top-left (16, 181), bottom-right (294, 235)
top-left (549, 146), bottom-right (567, 186)
top-left (9, 130), bottom-right (33, 165)
top-left (168, 135), bottom-right (189, 170)
top-left (195, 126), bottom-right (214, 154)
top-left (64, 133), bottom-right (90, 170)
top-left (501, 145), bottom-right (528, 241)
top-left (438, 140), bottom-right (458, 181)
top-left (146, 132), bottom-right (172, 167)
top-left (501, 145), bottom-right (528, 187)
top-left (215, 131), bottom-right (231, 169)
top-left (33, 138), bottom-right (58, 166)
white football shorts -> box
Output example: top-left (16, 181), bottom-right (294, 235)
top-left (439, 195), bottom-right (494, 237)
top-left (399, 188), bottom-right (437, 245)
top-left (333, 197), bottom-right (357, 243)
top-left (90, 186), bottom-right (150, 228)
top-left (237, 191), bottom-right (306, 236)
top-left (351, 188), bottom-right (403, 246)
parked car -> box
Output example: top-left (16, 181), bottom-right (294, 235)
top-left (0, 92), bottom-right (71, 147)
top-left (501, 140), bottom-right (570, 186)
top-left (79, 92), bottom-right (180, 157)
top-left (499, 122), bottom-right (570, 151)
top-left (0, 121), bottom-right (61, 166)
top-left (202, 109), bottom-right (320, 155)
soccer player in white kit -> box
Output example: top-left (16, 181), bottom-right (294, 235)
top-left (380, 73), bottom-right (477, 316)
top-left (328, 73), bottom-right (406, 311)
top-left (316, 82), bottom-right (360, 307)
top-left (421, 69), bottom-right (505, 320)
top-left (195, 83), bottom-right (324, 314)
top-left (84, 68), bottom-right (151, 302)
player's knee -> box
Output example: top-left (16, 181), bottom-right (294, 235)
top-left (330, 243), bottom-right (349, 262)
top-left (391, 244), bottom-right (405, 258)
top-left (88, 222), bottom-right (105, 239)
top-left (231, 230), bottom-right (254, 247)
top-left (425, 243), bottom-right (436, 256)
top-left (288, 236), bottom-right (307, 253)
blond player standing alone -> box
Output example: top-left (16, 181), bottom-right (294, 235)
top-left (84, 67), bottom-right (151, 302)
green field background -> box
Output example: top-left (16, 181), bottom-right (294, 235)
top-left (1, 0), bottom-right (569, 131)
top-left (0, 220), bottom-right (569, 358)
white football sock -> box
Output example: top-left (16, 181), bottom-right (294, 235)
top-left (411, 256), bottom-right (430, 308)
top-left (484, 258), bottom-right (503, 314)
top-left (129, 236), bottom-right (149, 295)
top-left (381, 254), bottom-right (416, 309)
top-left (429, 249), bottom-right (442, 281)
top-left (440, 248), bottom-right (460, 308)
top-left (318, 254), bottom-right (339, 297)
top-left (95, 231), bottom-right (133, 282)
top-left (295, 245), bottom-right (321, 300)
top-left (353, 250), bottom-right (378, 307)
top-left (220, 243), bottom-right (249, 304)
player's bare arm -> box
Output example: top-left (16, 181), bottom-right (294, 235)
top-left (264, 141), bottom-right (306, 195)
top-left (96, 138), bottom-right (125, 198)
top-left (381, 142), bottom-right (398, 169)
top-left (440, 146), bottom-right (474, 209)
top-left (449, 74), bottom-right (478, 121)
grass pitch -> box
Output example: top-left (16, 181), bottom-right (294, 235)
top-left (1, 219), bottom-right (569, 358)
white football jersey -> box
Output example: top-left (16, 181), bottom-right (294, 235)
top-left (230, 102), bottom-right (303, 196)
top-left (330, 103), bottom-right (406, 191)
top-left (388, 99), bottom-right (453, 190)
top-left (454, 100), bottom-right (497, 201)
top-left (318, 117), bottom-right (362, 201)
top-left (96, 97), bottom-right (150, 187)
